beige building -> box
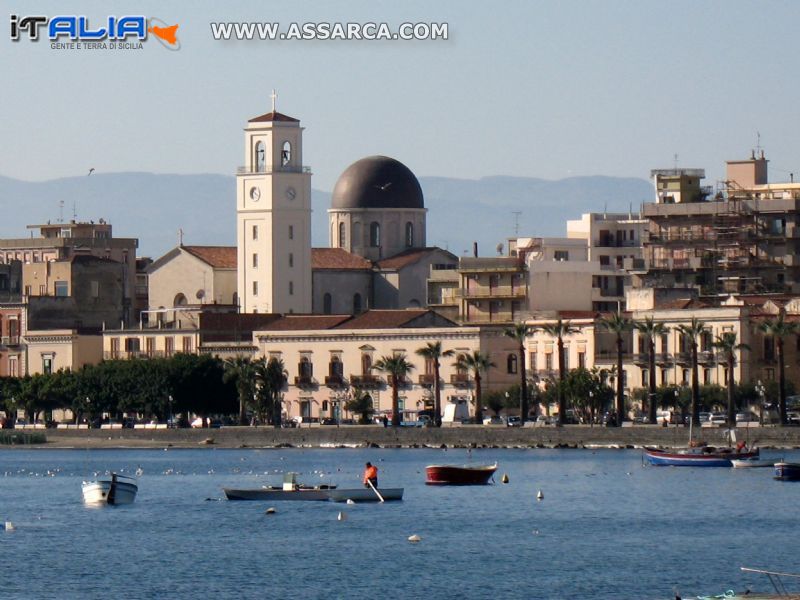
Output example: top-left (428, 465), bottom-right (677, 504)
top-left (24, 329), bottom-right (103, 375)
top-left (253, 309), bottom-right (519, 422)
top-left (147, 245), bottom-right (237, 316)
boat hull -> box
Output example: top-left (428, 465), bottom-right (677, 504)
top-left (82, 477), bottom-right (138, 505)
top-left (224, 488), bottom-right (332, 501)
top-left (731, 458), bottom-right (774, 468)
top-left (644, 446), bottom-right (759, 467)
top-left (774, 462), bottom-right (800, 480)
top-left (326, 488), bottom-right (404, 502)
top-left (425, 463), bottom-right (497, 485)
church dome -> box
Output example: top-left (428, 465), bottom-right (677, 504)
top-left (331, 156), bottom-right (424, 210)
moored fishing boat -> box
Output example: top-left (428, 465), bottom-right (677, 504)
top-left (82, 473), bottom-right (138, 505)
top-left (224, 472), bottom-right (336, 501)
top-left (730, 458), bottom-right (775, 468)
top-left (425, 462), bottom-right (498, 485)
top-left (774, 462), bottom-right (800, 481)
top-left (644, 446), bottom-right (759, 467)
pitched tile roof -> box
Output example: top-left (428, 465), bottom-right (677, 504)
top-left (311, 248), bottom-right (372, 270)
top-left (334, 309), bottom-right (438, 329)
top-left (182, 246), bottom-right (237, 268)
top-left (657, 299), bottom-right (710, 310)
top-left (375, 247), bottom-right (455, 270)
top-left (259, 314), bottom-right (352, 331)
top-left (248, 111), bottom-right (299, 123)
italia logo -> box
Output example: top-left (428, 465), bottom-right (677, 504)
top-left (10, 15), bottom-right (180, 50)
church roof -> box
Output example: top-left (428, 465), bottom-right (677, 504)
top-left (182, 246), bottom-right (237, 268)
top-left (248, 111), bottom-right (299, 123)
top-left (311, 248), bottom-right (372, 270)
top-left (334, 309), bottom-right (456, 329)
top-left (375, 247), bottom-right (455, 270)
top-left (331, 156), bottom-right (424, 210)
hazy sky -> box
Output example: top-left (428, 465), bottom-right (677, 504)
top-left (2, 0), bottom-right (800, 191)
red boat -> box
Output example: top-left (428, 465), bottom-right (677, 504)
top-left (425, 462), bottom-right (498, 485)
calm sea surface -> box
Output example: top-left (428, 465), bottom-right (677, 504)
top-left (1, 447), bottom-right (798, 600)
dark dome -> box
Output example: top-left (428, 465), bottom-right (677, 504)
top-left (331, 156), bottom-right (424, 210)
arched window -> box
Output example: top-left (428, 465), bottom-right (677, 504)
top-left (255, 141), bottom-right (265, 172)
top-left (405, 222), bottom-right (414, 247)
top-left (361, 353), bottom-right (372, 375)
top-left (173, 293), bottom-right (187, 307)
top-left (353, 293), bottom-right (362, 314)
top-left (329, 356), bottom-right (343, 378)
top-left (281, 141), bottom-right (291, 166)
top-left (352, 222), bottom-right (362, 247)
top-left (408, 299), bottom-right (421, 308)
top-left (369, 222), bottom-right (380, 247)
top-left (338, 222), bottom-right (346, 248)
top-left (323, 293), bottom-right (332, 314)
top-left (456, 354), bottom-right (467, 375)
top-left (298, 356), bottom-right (313, 378)
top-left (507, 354), bottom-right (518, 374)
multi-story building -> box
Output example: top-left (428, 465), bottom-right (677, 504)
top-left (640, 154), bottom-right (800, 295)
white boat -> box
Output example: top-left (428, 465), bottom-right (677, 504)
top-left (730, 458), bottom-right (775, 468)
top-left (82, 473), bottom-right (138, 505)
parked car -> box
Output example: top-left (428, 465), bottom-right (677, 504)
top-left (698, 412), bottom-right (711, 423)
top-left (788, 412), bottom-right (800, 426)
top-left (709, 414), bottom-right (727, 425)
top-left (536, 415), bottom-right (557, 425)
top-left (483, 416), bottom-right (505, 426)
top-left (736, 412), bottom-right (758, 423)
top-left (321, 418), bottom-right (337, 425)
top-left (506, 416), bottom-right (521, 427)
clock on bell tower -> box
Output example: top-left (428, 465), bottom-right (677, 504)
top-left (236, 93), bottom-right (312, 314)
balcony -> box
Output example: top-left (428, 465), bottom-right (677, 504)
top-left (418, 374), bottom-right (435, 386)
top-left (294, 375), bottom-right (315, 388)
top-left (350, 374), bottom-right (382, 388)
top-left (324, 375), bottom-right (345, 388)
top-left (103, 350), bottom-right (165, 360)
top-left (457, 286), bottom-right (526, 299)
top-left (655, 353), bottom-right (674, 366)
top-left (237, 164), bottom-right (311, 175)
top-left (1, 336), bottom-right (21, 346)
top-left (387, 374), bottom-right (411, 387)
top-left (450, 373), bottom-right (471, 387)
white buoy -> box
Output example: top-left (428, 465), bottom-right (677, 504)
top-left (337, 511), bottom-right (346, 521)
top-left (265, 507), bottom-right (276, 515)
top-left (135, 466), bottom-right (144, 477)
top-left (408, 534), bottom-right (421, 543)
top-left (5, 521), bottom-right (15, 531)
top-left (536, 490), bottom-right (544, 501)
top-left (346, 499), bottom-right (355, 505)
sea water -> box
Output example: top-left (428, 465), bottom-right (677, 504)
top-left (0, 447), bottom-right (797, 600)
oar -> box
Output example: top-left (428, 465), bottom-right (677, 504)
top-left (367, 479), bottom-right (384, 503)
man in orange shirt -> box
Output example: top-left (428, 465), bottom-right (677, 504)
top-left (363, 462), bottom-right (378, 488)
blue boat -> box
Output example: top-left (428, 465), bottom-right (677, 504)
top-left (774, 462), bottom-right (800, 480)
top-left (644, 446), bottom-right (759, 467)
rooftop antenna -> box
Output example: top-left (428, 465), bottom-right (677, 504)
top-left (270, 89), bottom-right (277, 113)
top-left (755, 131), bottom-right (762, 156)
top-left (178, 228), bottom-right (184, 247)
top-left (72, 199), bottom-right (77, 221)
top-left (58, 200), bottom-right (64, 223)
top-left (673, 153), bottom-right (679, 170)
top-left (512, 211), bottom-right (522, 237)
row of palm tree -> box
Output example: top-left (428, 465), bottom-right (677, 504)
top-left (503, 310), bottom-right (798, 428)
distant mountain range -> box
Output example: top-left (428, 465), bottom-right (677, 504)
top-left (0, 172), bottom-right (654, 259)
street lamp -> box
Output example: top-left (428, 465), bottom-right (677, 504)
top-left (588, 390), bottom-right (594, 427)
top-left (168, 395), bottom-right (173, 427)
top-left (756, 380), bottom-right (766, 425)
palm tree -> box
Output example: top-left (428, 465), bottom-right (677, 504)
top-left (372, 353), bottom-right (415, 427)
top-left (540, 318), bottom-right (581, 426)
top-left (455, 351), bottom-right (496, 424)
top-left (758, 313), bottom-right (798, 425)
top-left (504, 323), bottom-right (535, 424)
top-left (635, 316), bottom-right (669, 425)
top-left (415, 341), bottom-right (454, 427)
top-left (712, 332), bottom-right (750, 428)
top-left (599, 311), bottom-right (634, 424)
top-left (223, 355), bottom-right (256, 425)
top-left (254, 357), bottom-right (287, 428)
top-left (676, 317), bottom-right (708, 429)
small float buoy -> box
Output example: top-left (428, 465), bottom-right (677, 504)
top-left (337, 511), bottom-right (346, 521)
top-left (346, 499), bottom-right (355, 505)
top-left (408, 534), bottom-right (421, 543)
top-left (532, 529), bottom-right (539, 535)
top-left (501, 473), bottom-right (509, 484)
top-left (135, 466), bottom-right (144, 477)
top-left (265, 507), bottom-right (276, 515)
top-left (536, 490), bottom-right (544, 501)
top-left (5, 521), bottom-right (15, 531)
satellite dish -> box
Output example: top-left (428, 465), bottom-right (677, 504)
top-left (496, 243), bottom-right (504, 255)
top-left (196, 289), bottom-right (205, 300)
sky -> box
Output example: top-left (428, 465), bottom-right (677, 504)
top-left (2, 1), bottom-right (800, 191)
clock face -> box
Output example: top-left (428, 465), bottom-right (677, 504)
top-left (286, 186), bottom-right (297, 201)
top-left (249, 186), bottom-right (261, 201)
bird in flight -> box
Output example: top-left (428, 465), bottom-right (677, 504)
top-left (88, 168), bottom-right (95, 176)
top-left (375, 182), bottom-right (392, 191)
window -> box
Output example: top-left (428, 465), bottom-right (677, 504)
top-left (281, 141), bottom-right (291, 166)
top-left (39, 285), bottom-right (46, 295)
top-left (369, 222), bottom-right (380, 247)
top-left (289, 253), bottom-right (293, 268)
top-left (323, 293), bottom-right (332, 314)
top-left (54, 281), bottom-right (68, 297)
top-left (289, 281), bottom-right (294, 295)
top-left (252, 253), bottom-right (258, 268)
top-left (703, 369), bottom-right (711, 385)
top-left (764, 337), bottom-right (775, 361)
top-left (289, 225), bottom-right (294, 240)
top-left (110, 337), bottom-right (120, 359)
top-left (252, 281), bottom-right (258, 296)
top-left (173, 293), bottom-right (187, 307)
top-left (124, 338), bottom-right (140, 352)
top-left (554, 250), bottom-right (569, 261)
top-left (338, 222), bottom-right (346, 247)
top-left (529, 352), bottom-right (537, 371)
top-left (361, 353), bottom-right (372, 375)
top-left (578, 351), bottom-right (586, 370)
top-left (182, 336), bottom-right (193, 353)
top-left (255, 141), bottom-right (265, 171)
top-left (353, 293), bottom-right (362, 314)
top-left (329, 356), bottom-right (343, 378)
top-left (682, 369), bottom-right (690, 385)
top-left (545, 353), bottom-right (553, 371)
top-left (507, 354), bottom-right (518, 374)
top-left (299, 356), bottom-right (313, 378)
top-left (42, 355), bottom-right (53, 375)
top-left (165, 337), bottom-right (174, 357)
top-left (405, 222), bottom-right (414, 247)
top-left (252, 225), bottom-right (259, 240)
top-left (641, 369), bottom-right (648, 386)
top-left (146, 337), bottom-right (156, 357)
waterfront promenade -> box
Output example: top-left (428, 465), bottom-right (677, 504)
top-left (9, 423), bottom-right (800, 449)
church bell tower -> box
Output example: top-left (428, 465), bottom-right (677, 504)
top-left (236, 94), bottom-right (312, 314)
